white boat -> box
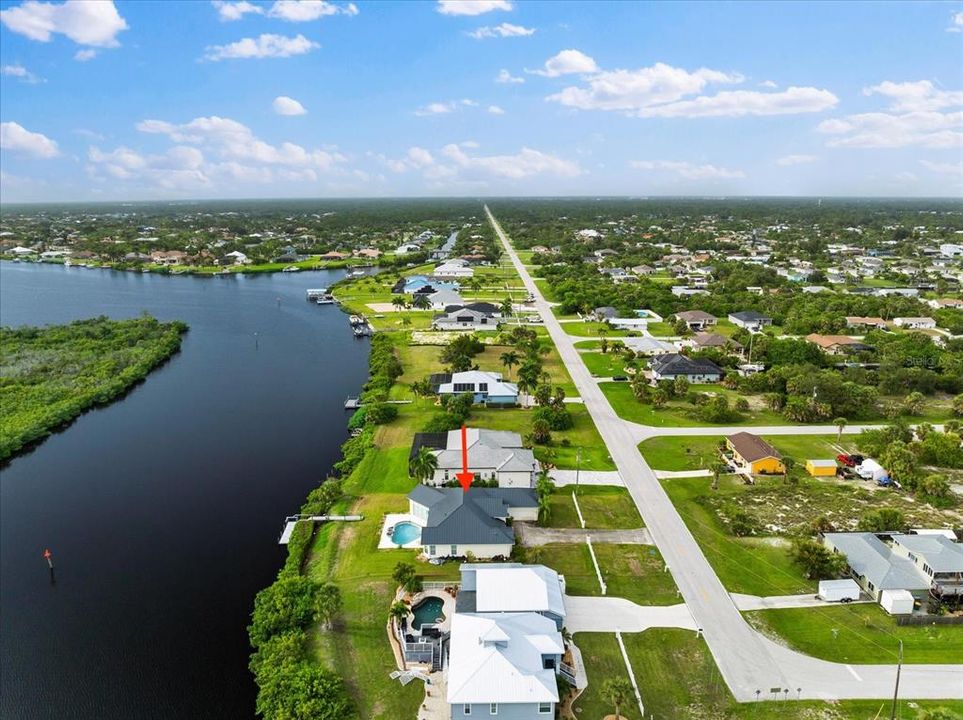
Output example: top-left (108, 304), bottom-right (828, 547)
top-left (316, 294), bottom-right (336, 304)
top-left (282, 266), bottom-right (300, 272)
top-left (347, 269), bottom-right (365, 278)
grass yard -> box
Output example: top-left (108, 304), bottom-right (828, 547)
top-left (601, 382), bottom-right (788, 427)
top-left (646, 321), bottom-right (677, 336)
top-left (570, 633), bottom-right (642, 720)
top-left (580, 350), bottom-right (636, 378)
top-left (545, 486), bottom-right (643, 529)
top-left (534, 542), bottom-right (679, 606)
top-left (638, 435), bottom-right (857, 472)
top-left (746, 604), bottom-right (963, 665)
top-left (561, 320), bottom-right (630, 337)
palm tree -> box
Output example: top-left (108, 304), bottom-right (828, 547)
top-left (411, 293), bottom-right (431, 310)
top-left (710, 461), bottom-right (727, 491)
top-left (391, 295), bottom-right (407, 310)
top-left (499, 350), bottom-right (520, 380)
top-left (389, 600), bottom-right (410, 628)
top-left (500, 297), bottom-right (513, 318)
top-left (834, 417), bottom-right (847, 441)
top-left (602, 677), bottom-right (634, 720)
top-left (409, 446), bottom-right (438, 482)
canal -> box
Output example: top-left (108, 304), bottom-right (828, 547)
top-left (0, 262), bottom-right (371, 719)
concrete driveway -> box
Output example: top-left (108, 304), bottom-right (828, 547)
top-left (564, 595), bottom-right (697, 633)
top-left (731, 593), bottom-right (871, 611)
top-left (516, 524), bottom-right (652, 546)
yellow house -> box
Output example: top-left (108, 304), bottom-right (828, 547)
top-left (805, 459), bottom-right (837, 477)
top-left (726, 432), bottom-right (785, 475)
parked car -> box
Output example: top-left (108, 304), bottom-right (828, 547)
top-left (612, 376), bottom-right (628, 382)
top-left (837, 454), bottom-right (856, 467)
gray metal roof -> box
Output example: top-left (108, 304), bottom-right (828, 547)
top-left (893, 535), bottom-right (963, 573)
top-left (409, 487), bottom-right (536, 546)
top-left (823, 533), bottom-right (930, 591)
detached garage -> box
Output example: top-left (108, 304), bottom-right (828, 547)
top-left (806, 459), bottom-right (838, 477)
top-left (880, 589), bottom-right (916, 615)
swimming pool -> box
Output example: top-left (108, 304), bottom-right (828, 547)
top-left (391, 521), bottom-right (421, 546)
top-left (411, 597), bottom-right (445, 630)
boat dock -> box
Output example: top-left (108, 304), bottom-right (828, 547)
top-left (344, 396), bottom-right (362, 410)
top-left (278, 514), bottom-right (365, 544)
top-left (306, 288), bottom-right (328, 300)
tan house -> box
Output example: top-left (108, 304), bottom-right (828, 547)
top-left (804, 334), bottom-right (870, 355)
top-left (845, 316), bottom-right (886, 329)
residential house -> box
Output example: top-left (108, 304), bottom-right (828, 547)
top-left (409, 428), bottom-right (539, 487)
top-left (456, 564), bottom-right (567, 629)
top-left (407, 485), bottom-right (538, 559)
top-left (804, 334), bottom-right (873, 356)
top-left (223, 250), bottom-right (251, 265)
top-left (431, 370), bottom-right (519, 407)
top-left (622, 337), bottom-right (677, 356)
top-left (672, 310), bottom-right (717, 330)
top-left (726, 432), bottom-right (785, 475)
top-left (845, 316), bottom-right (887, 330)
top-left (927, 298), bottom-right (963, 310)
top-left (728, 311), bottom-right (773, 331)
top-left (688, 333), bottom-right (743, 354)
top-left (591, 306), bottom-right (618, 322)
top-left (446, 612), bottom-right (563, 719)
top-left (432, 303), bottom-right (500, 331)
top-left (354, 248), bottom-right (382, 259)
top-left (318, 251), bottom-right (350, 261)
top-left (649, 353), bottom-right (724, 383)
top-left (671, 286), bottom-right (709, 297)
top-left (822, 533), bottom-right (932, 608)
top-left (150, 250), bottom-right (187, 265)
top-left (433, 259), bottom-right (475, 280)
top-left (394, 242), bottom-right (423, 254)
top-left (890, 534), bottom-right (963, 602)
top-left (632, 264), bottom-right (655, 276)
top-left (425, 288), bottom-right (464, 310)
top-left (893, 317), bottom-right (937, 330)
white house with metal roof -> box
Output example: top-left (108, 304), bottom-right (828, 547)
top-left (412, 429), bottom-right (539, 487)
top-left (890, 534), bottom-right (963, 601)
top-left (457, 564), bottom-right (567, 629)
top-left (433, 370), bottom-right (519, 407)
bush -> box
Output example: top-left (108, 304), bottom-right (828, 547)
top-left (531, 405), bottom-right (573, 431)
top-left (248, 575), bottom-right (321, 648)
top-left (789, 537), bottom-right (848, 580)
top-left (364, 402), bottom-right (398, 425)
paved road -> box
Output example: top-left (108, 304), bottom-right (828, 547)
top-left (565, 596), bottom-right (696, 634)
top-left (516, 524), bottom-right (652, 546)
top-left (486, 205), bottom-right (962, 702)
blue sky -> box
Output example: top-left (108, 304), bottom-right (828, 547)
top-left (1, 0), bottom-right (961, 201)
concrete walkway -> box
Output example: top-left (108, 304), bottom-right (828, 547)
top-left (487, 205), bottom-right (963, 703)
top-left (565, 595), bottom-right (697, 633)
top-left (731, 593), bottom-right (871, 611)
top-left (516, 524), bottom-right (652, 546)
top-left (654, 469), bottom-right (711, 479)
top-left (550, 469), bottom-right (623, 486)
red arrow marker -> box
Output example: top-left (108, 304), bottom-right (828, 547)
top-left (455, 424), bottom-right (473, 492)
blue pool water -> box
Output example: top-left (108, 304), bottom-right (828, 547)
top-left (392, 521), bottom-right (421, 546)
top-left (411, 597), bottom-right (445, 630)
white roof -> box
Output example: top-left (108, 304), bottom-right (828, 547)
top-left (439, 371), bottom-right (518, 399)
top-left (818, 579), bottom-right (860, 591)
top-left (447, 613), bottom-right (562, 705)
top-left (475, 566), bottom-right (566, 618)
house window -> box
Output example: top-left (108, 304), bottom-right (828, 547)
top-left (479, 383), bottom-right (488, 392)
top-left (463, 704), bottom-right (471, 715)
top-left (454, 383), bottom-right (475, 392)
top-left (489, 703), bottom-right (498, 715)
top-left (538, 703), bottom-right (551, 714)
top-left (429, 546), bottom-right (436, 556)
top-left (450, 545), bottom-right (458, 556)
top-left (542, 656), bottom-right (556, 670)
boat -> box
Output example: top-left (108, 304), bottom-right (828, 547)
top-left (347, 269), bottom-right (365, 278)
top-left (282, 266), bottom-right (300, 272)
top-left (316, 294), bottom-right (336, 305)
top-left (348, 315), bottom-right (364, 326)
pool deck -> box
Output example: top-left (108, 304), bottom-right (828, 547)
top-left (378, 513), bottom-right (424, 550)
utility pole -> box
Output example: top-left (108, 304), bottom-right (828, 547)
top-left (889, 640), bottom-right (903, 720)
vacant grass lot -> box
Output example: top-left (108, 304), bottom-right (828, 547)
top-left (580, 350), bottom-right (635, 378)
top-left (747, 604), bottom-right (963, 665)
top-left (639, 434), bottom-right (859, 472)
top-left (568, 486), bottom-right (644, 529)
top-left (534, 542), bottom-right (678, 606)
top-left (602, 381), bottom-right (788, 427)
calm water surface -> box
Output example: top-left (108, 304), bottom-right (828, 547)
top-left (0, 262), bottom-right (371, 719)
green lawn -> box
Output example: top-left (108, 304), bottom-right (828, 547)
top-left (580, 350), bottom-right (635, 378)
top-left (638, 434), bottom-right (855, 472)
top-left (561, 320), bottom-right (630, 337)
top-left (535, 542), bottom-right (679, 606)
top-left (746, 604), bottom-right (963, 665)
top-left (546, 486), bottom-right (643, 529)
top-left (571, 633), bottom-right (642, 720)
top-left (601, 382), bottom-right (788, 427)
top-left (646, 321), bottom-right (677, 336)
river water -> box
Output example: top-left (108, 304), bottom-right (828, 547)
top-left (0, 262), bottom-right (371, 719)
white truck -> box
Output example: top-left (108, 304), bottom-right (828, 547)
top-left (817, 579), bottom-right (861, 603)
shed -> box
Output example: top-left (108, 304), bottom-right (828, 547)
top-left (806, 459), bottom-right (838, 477)
top-left (879, 589), bottom-right (915, 615)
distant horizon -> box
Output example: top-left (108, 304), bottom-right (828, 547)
top-left (1, 1), bottom-right (961, 202)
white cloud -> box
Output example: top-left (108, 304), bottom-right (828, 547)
top-left (436, 0), bottom-right (512, 16)
top-left (414, 98), bottom-right (477, 116)
top-left (636, 86), bottom-right (838, 118)
top-left (528, 49), bottom-right (598, 77)
top-left (1, 63), bottom-right (43, 83)
top-left (920, 159), bottom-right (963, 174)
top-left (776, 154), bottom-right (817, 166)
top-left (273, 95), bottom-right (308, 115)
top-left (630, 159), bottom-right (744, 180)
top-left (495, 68), bottom-right (524, 84)
top-left (544, 59), bottom-right (836, 119)
top-left (136, 115), bottom-right (344, 170)
top-left (406, 147), bottom-right (435, 168)
top-left (863, 80), bottom-right (963, 112)
top-left (817, 80), bottom-right (963, 149)
top-left (0, 121), bottom-right (60, 158)
top-left (468, 22), bottom-right (534, 39)
top-left (212, 1), bottom-right (263, 21)
top-left (74, 48), bottom-right (97, 61)
top-left (487, 105), bottom-right (505, 115)
top-left (548, 62), bottom-right (740, 110)
top-left (441, 143), bottom-right (581, 178)
top-left (203, 33), bottom-right (319, 60)
top-left (758, 80), bottom-right (778, 89)
top-left (268, 1), bottom-right (358, 21)
top-left (87, 145), bottom-right (212, 189)
top-left (947, 11), bottom-right (963, 32)
top-left (0, 0), bottom-right (128, 47)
